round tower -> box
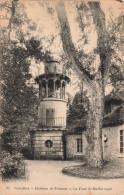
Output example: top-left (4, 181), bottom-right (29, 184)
top-left (32, 61), bottom-right (70, 160)
top-left (35, 61), bottom-right (70, 130)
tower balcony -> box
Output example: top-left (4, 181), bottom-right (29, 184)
top-left (38, 117), bottom-right (66, 129)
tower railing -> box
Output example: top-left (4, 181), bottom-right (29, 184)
top-left (38, 117), bottom-right (66, 128)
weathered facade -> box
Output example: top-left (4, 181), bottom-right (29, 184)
top-left (102, 94), bottom-right (124, 160)
top-left (103, 125), bottom-right (124, 161)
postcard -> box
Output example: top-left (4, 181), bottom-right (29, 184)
top-left (0, 0), bottom-right (124, 194)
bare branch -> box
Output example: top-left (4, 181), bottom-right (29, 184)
top-left (56, 2), bottom-right (96, 92)
top-left (7, 0), bottom-right (18, 40)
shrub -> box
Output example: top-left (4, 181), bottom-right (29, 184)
top-left (0, 151), bottom-right (24, 179)
top-left (21, 146), bottom-right (33, 159)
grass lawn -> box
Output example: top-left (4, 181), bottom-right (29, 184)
top-left (62, 159), bottom-right (124, 179)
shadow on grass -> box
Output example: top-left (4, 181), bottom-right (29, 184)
top-left (62, 160), bottom-right (124, 179)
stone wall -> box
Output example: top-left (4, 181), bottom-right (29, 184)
top-left (65, 125), bottom-right (124, 161)
top-left (32, 130), bottom-right (64, 160)
top-left (30, 124), bottom-right (124, 161)
top-left (65, 133), bottom-right (86, 160)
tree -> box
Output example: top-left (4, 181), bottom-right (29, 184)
top-left (108, 15), bottom-right (124, 93)
top-left (0, 0), bottom-right (52, 177)
top-left (67, 89), bottom-right (89, 130)
top-left (55, 1), bottom-right (123, 167)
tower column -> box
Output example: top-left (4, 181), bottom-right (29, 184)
top-left (64, 85), bottom-right (66, 99)
top-left (53, 79), bottom-right (56, 98)
top-left (39, 81), bottom-right (42, 100)
top-left (41, 82), bottom-right (42, 99)
top-left (46, 81), bottom-right (48, 98)
top-left (60, 82), bottom-right (62, 98)
top-left (39, 84), bottom-right (41, 100)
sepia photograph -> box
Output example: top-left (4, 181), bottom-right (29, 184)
top-left (0, 0), bottom-right (124, 194)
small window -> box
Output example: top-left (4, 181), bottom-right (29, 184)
top-left (120, 130), bottom-right (124, 153)
top-left (76, 139), bottom-right (82, 153)
top-left (45, 140), bottom-right (53, 148)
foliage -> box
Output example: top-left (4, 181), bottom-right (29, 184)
top-left (107, 14), bottom-right (124, 92)
top-left (1, 38), bottom-right (52, 154)
top-left (1, 39), bottom-right (38, 152)
top-left (0, 0), bottom-right (53, 178)
top-left (56, 1), bottom-right (124, 167)
top-left (0, 151), bottom-right (24, 179)
top-left (21, 146), bottom-right (33, 160)
top-left (67, 91), bottom-right (89, 129)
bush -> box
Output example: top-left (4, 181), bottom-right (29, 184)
top-left (21, 146), bottom-right (33, 159)
top-left (0, 151), bottom-right (24, 179)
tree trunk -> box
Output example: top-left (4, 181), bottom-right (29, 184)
top-left (56, 2), bottom-right (106, 168)
top-left (86, 74), bottom-right (105, 168)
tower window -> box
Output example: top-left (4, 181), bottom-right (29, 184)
top-left (45, 140), bottom-right (53, 148)
top-left (120, 130), bottom-right (124, 153)
top-left (76, 139), bottom-right (82, 153)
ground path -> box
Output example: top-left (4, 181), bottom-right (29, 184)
top-left (1, 160), bottom-right (124, 195)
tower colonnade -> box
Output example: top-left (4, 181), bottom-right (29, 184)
top-left (39, 77), bottom-right (66, 100)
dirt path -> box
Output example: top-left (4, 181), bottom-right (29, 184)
top-left (1, 160), bottom-right (124, 195)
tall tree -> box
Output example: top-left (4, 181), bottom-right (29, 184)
top-left (67, 90), bottom-right (89, 130)
top-left (0, 0), bottom-right (53, 177)
top-left (56, 2), bottom-right (123, 167)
